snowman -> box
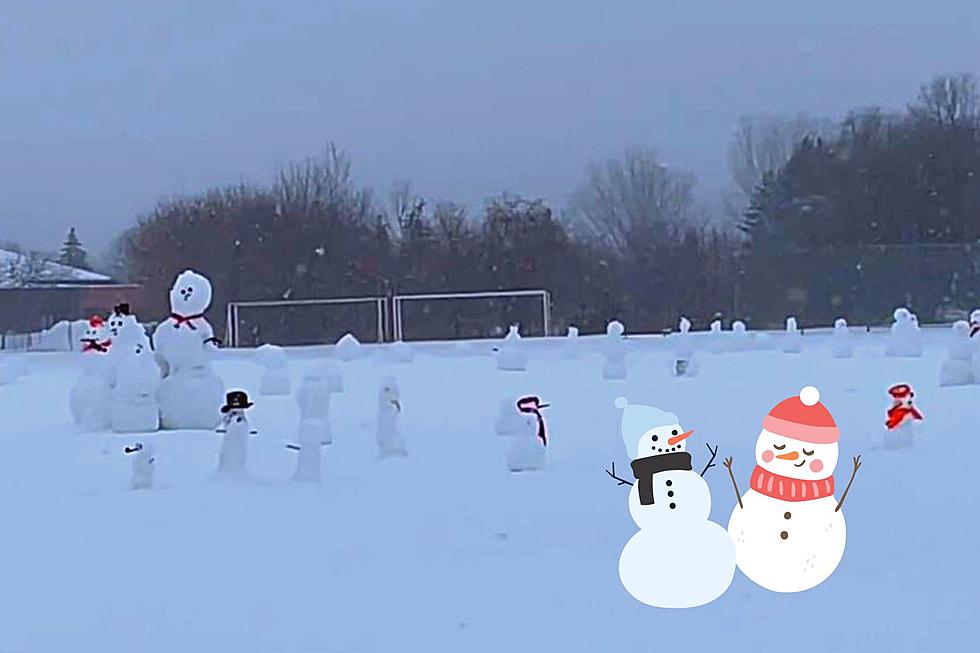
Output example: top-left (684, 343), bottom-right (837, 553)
top-left (295, 364), bottom-right (342, 446)
top-left (106, 303), bottom-right (135, 341)
top-left (724, 386), bottom-right (862, 593)
top-left (111, 327), bottom-right (161, 433)
top-left (153, 270), bottom-right (225, 429)
top-left (782, 317), bottom-right (802, 353)
top-left (607, 397), bottom-right (733, 608)
top-left (376, 377), bottom-right (406, 457)
top-left (506, 396), bottom-right (548, 472)
top-left (215, 391), bottom-right (257, 477)
top-left (601, 320), bottom-right (627, 380)
top-left (885, 308), bottom-right (922, 357)
top-left (939, 321), bottom-right (973, 386)
top-left (256, 344), bottom-right (291, 396)
top-left (883, 383), bottom-right (922, 449)
top-left (124, 442), bottom-right (155, 490)
top-left (69, 316), bottom-right (114, 430)
top-left (671, 317), bottom-right (697, 377)
top-left (496, 325), bottom-right (527, 372)
top-left (831, 318), bottom-right (853, 359)
top-left (708, 319), bottom-right (725, 353)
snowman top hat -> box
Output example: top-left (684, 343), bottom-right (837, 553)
top-left (517, 396), bottom-right (549, 412)
top-left (113, 302), bottom-right (130, 316)
top-left (762, 386), bottom-right (839, 444)
top-left (221, 390), bottom-right (254, 413)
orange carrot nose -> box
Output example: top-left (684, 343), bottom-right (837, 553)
top-left (776, 450), bottom-right (799, 460)
top-left (667, 430), bottom-right (694, 446)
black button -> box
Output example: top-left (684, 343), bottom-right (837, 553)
top-left (784, 512), bottom-right (792, 520)
top-left (780, 531), bottom-right (789, 540)
top-left (666, 480), bottom-right (672, 487)
top-left (667, 491), bottom-right (674, 497)
top-left (669, 503), bottom-right (676, 509)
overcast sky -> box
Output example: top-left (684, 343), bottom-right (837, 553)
top-left (3, 0), bottom-right (979, 256)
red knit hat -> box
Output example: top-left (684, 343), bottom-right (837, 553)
top-left (762, 386), bottom-right (839, 444)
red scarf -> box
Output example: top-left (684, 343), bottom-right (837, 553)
top-left (886, 405), bottom-right (923, 430)
top-left (170, 313), bottom-right (204, 330)
top-left (81, 338), bottom-right (111, 353)
top-left (749, 465), bottom-right (834, 502)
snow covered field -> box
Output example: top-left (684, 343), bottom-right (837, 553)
top-left (0, 329), bottom-right (976, 652)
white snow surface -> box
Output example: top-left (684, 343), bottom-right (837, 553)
top-left (0, 329), bottom-right (976, 651)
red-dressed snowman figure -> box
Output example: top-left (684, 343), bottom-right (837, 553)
top-left (80, 315), bottom-right (112, 353)
top-left (885, 384), bottom-right (923, 431)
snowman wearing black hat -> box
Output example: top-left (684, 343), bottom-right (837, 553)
top-left (216, 391), bottom-right (257, 477)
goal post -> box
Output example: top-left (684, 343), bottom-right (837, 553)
top-left (392, 289), bottom-right (551, 342)
top-left (225, 297), bottom-right (387, 348)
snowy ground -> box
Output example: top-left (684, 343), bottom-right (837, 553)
top-left (0, 329), bottom-right (976, 652)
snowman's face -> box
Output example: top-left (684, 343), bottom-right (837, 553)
top-left (379, 382), bottom-right (399, 403)
top-left (108, 313), bottom-right (125, 338)
top-left (638, 423), bottom-right (692, 457)
top-left (169, 271), bottom-right (212, 315)
top-left (755, 429), bottom-right (838, 479)
top-left (84, 324), bottom-right (102, 340)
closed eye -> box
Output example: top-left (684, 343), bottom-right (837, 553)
top-left (803, 448), bottom-right (814, 456)
top-left (773, 444), bottom-right (786, 450)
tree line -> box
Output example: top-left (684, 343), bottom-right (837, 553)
top-left (103, 73), bottom-right (980, 340)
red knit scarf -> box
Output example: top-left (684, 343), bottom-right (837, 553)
top-left (81, 338), bottom-right (111, 353)
top-left (749, 465), bottom-right (834, 502)
top-left (170, 313), bottom-right (204, 330)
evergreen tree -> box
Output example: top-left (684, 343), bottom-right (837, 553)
top-left (59, 227), bottom-right (88, 269)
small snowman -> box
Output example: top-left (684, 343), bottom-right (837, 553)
top-left (564, 326), bottom-right (580, 358)
top-left (601, 320), bottom-right (627, 380)
top-left (607, 397), bottom-right (732, 608)
top-left (506, 396), bottom-right (548, 472)
top-left (256, 344), bottom-right (291, 396)
top-left (671, 317), bottom-right (697, 377)
top-left (296, 364), bottom-right (340, 446)
top-left (69, 316), bottom-right (115, 430)
top-left (731, 320), bottom-right (750, 352)
top-left (939, 321), bottom-right (973, 386)
top-left (124, 441), bottom-right (155, 490)
top-left (111, 330), bottom-right (161, 433)
top-left (885, 308), bottom-right (922, 358)
top-left (831, 318), bottom-right (853, 358)
top-left (216, 391), bottom-right (257, 477)
top-left (79, 315), bottom-right (112, 354)
top-left (376, 377), bottom-right (405, 457)
top-left (495, 395), bottom-right (523, 436)
top-left (781, 317), bottom-right (802, 354)
top-left (335, 333), bottom-right (363, 362)
top-left (708, 319), bottom-right (725, 353)
top-left (496, 325), bottom-right (527, 372)
top-left (883, 383), bottom-right (922, 449)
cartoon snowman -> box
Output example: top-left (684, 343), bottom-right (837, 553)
top-left (724, 386), bottom-right (862, 593)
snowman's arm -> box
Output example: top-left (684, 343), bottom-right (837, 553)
top-left (835, 455), bottom-right (862, 512)
top-left (604, 462), bottom-right (633, 487)
top-left (722, 457), bottom-right (743, 509)
top-left (699, 443), bottom-right (719, 476)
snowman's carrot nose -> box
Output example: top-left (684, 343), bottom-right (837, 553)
top-left (668, 430), bottom-right (694, 446)
top-left (776, 450), bottom-right (799, 460)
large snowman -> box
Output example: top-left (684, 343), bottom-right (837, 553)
top-left (724, 386), bottom-right (862, 593)
top-left (610, 397), bottom-right (734, 608)
top-left (153, 270), bottom-right (225, 429)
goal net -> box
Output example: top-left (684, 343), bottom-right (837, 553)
top-left (226, 297), bottom-right (386, 348)
top-left (393, 290), bottom-right (551, 342)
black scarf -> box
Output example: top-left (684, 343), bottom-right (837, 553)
top-left (630, 452), bottom-right (692, 505)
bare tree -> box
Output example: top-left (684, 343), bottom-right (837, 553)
top-left (567, 148), bottom-right (701, 254)
top-left (727, 114), bottom-right (835, 198)
top-left (910, 73), bottom-right (979, 126)
top-left (273, 143), bottom-right (373, 221)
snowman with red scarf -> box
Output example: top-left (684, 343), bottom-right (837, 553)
top-left (153, 270), bottom-right (225, 429)
top-left (724, 386), bottom-right (862, 593)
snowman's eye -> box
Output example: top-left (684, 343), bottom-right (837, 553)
top-left (773, 444), bottom-right (786, 450)
top-left (671, 430), bottom-right (678, 436)
top-left (652, 435), bottom-right (659, 442)
top-left (803, 448), bottom-right (814, 456)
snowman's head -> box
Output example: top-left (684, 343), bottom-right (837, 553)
top-left (732, 320), bottom-right (746, 334)
top-left (379, 377), bottom-right (400, 404)
top-left (607, 320), bottom-right (625, 337)
top-left (615, 397), bottom-right (692, 460)
top-left (834, 318), bottom-right (847, 330)
top-left (113, 314), bottom-right (143, 347)
top-left (84, 316), bottom-right (106, 341)
top-left (169, 270), bottom-right (212, 315)
top-left (893, 307), bottom-right (911, 323)
top-left (756, 386), bottom-right (839, 479)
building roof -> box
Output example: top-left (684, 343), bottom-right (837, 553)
top-left (0, 248), bottom-right (112, 288)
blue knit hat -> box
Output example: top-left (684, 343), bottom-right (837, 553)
top-left (615, 397), bottom-right (680, 459)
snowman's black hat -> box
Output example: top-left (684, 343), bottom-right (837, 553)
top-left (113, 302), bottom-right (130, 316)
top-left (221, 390), bottom-right (253, 413)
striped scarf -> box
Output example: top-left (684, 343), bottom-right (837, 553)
top-left (749, 465), bottom-right (834, 502)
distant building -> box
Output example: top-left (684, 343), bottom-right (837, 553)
top-left (0, 249), bottom-right (143, 333)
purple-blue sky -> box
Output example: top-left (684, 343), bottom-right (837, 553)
top-left (3, 0), bottom-right (979, 254)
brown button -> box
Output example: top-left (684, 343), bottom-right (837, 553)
top-left (784, 512), bottom-right (792, 520)
top-left (780, 531), bottom-right (789, 540)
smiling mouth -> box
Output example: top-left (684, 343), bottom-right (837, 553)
top-left (794, 459), bottom-right (806, 467)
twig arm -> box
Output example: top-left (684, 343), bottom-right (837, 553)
top-left (605, 461), bottom-right (633, 487)
top-left (835, 455), bottom-right (862, 512)
top-left (723, 457), bottom-right (743, 509)
top-left (700, 443), bottom-right (719, 477)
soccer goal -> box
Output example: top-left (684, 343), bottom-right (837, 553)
top-left (392, 289), bottom-right (552, 342)
top-left (225, 297), bottom-right (387, 348)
